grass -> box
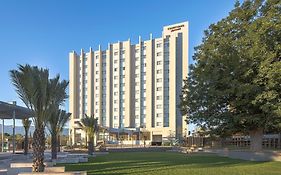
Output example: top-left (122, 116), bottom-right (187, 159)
top-left (61, 152), bottom-right (281, 175)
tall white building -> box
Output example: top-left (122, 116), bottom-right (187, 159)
top-left (69, 22), bottom-right (188, 145)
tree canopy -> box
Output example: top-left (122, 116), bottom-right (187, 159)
top-left (180, 0), bottom-right (281, 150)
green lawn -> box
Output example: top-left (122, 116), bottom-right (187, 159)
top-left (62, 152), bottom-right (281, 175)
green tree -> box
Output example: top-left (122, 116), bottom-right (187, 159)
top-left (22, 118), bottom-right (31, 155)
top-left (80, 114), bottom-right (99, 155)
top-left (47, 109), bottom-right (70, 159)
top-left (10, 64), bottom-right (68, 171)
top-left (180, 0), bottom-right (281, 151)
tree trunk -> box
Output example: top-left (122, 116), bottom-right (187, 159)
top-left (51, 133), bottom-right (57, 159)
top-left (278, 132), bottom-right (281, 149)
top-left (24, 129), bottom-right (29, 155)
top-left (88, 137), bottom-right (93, 155)
top-left (32, 126), bottom-right (45, 172)
top-left (249, 128), bottom-right (263, 152)
top-left (57, 134), bottom-right (61, 152)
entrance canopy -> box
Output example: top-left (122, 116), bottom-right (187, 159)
top-left (0, 101), bottom-right (32, 119)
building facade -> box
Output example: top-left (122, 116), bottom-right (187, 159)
top-left (69, 22), bottom-right (188, 145)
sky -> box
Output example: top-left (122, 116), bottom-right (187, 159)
top-left (0, 0), bottom-right (238, 127)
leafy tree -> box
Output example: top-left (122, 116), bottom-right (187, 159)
top-left (10, 64), bottom-right (68, 171)
top-left (22, 118), bottom-right (31, 155)
top-left (47, 109), bottom-right (70, 159)
top-left (80, 114), bottom-right (99, 155)
top-left (180, 0), bottom-right (281, 151)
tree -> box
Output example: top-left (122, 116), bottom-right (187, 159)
top-left (80, 114), bottom-right (98, 155)
top-left (180, 0), bottom-right (281, 152)
top-left (22, 118), bottom-right (31, 155)
top-left (47, 109), bottom-right (70, 159)
top-left (10, 64), bottom-right (68, 171)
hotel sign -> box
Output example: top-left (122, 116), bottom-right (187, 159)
top-left (168, 24), bottom-right (185, 32)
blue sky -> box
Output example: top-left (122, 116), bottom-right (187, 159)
top-left (0, 0), bottom-right (237, 126)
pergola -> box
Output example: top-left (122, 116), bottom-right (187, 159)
top-left (0, 101), bottom-right (32, 153)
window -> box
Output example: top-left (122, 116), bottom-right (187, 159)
top-left (96, 71), bottom-right (99, 74)
top-left (136, 82), bottom-right (140, 86)
top-left (95, 55), bottom-right (99, 59)
top-left (114, 76), bottom-right (118, 80)
top-left (96, 79), bottom-right (98, 82)
top-left (135, 99), bottom-right (139, 102)
top-left (156, 122), bottom-right (162, 126)
top-left (157, 96), bottom-right (162, 100)
top-left (96, 94), bottom-right (99, 97)
top-left (114, 108), bottom-right (118, 112)
top-left (96, 63), bottom-right (99, 67)
top-left (96, 102), bottom-right (98, 105)
top-left (157, 61), bottom-right (162, 65)
top-left (114, 60), bottom-right (118, 64)
top-left (136, 66), bottom-right (139, 69)
top-left (157, 52), bottom-right (162, 56)
top-left (135, 74), bottom-right (139, 78)
top-left (157, 87), bottom-right (162, 91)
top-left (114, 52), bottom-right (118, 56)
top-left (123, 67), bottom-right (125, 70)
top-left (157, 43), bottom-right (162, 48)
top-left (114, 84), bottom-right (118, 88)
top-left (142, 46), bottom-right (146, 50)
top-left (114, 68), bottom-right (118, 72)
top-left (121, 50), bottom-right (125, 54)
top-left (136, 107), bottom-right (139, 111)
top-left (95, 86), bottom-right (98, 90)
top-left (114, 116), bottom-right (118, 120)
top-left (114, 100), bottom-right (117, 104)
top-left (136, 90), bottom-right (140, 94)
top-left (114, 92), bottom-right (118, 95)
top-left (157, 105), bottom-right (162, 109)
top-left (157, 78), bottom-right (162, 83)
top-left (157, 70), bottom-right (162, 74)
top-left (135, 115), bottom-right (139, 119)
top-left (136, 49), bottom-right (139, 53)
top-left (157, 113), bottom-right (162, 117)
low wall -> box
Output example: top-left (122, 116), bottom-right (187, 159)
top-left (211, 149), bottom-right (281, 161)
top-left (107, 146), bottom-right (173, 152)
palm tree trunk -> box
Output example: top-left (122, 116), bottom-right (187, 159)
top-left (24, 129), bottom-right (29, 155)
top-left (51, 133), bottom-right (57, 159)
top-left (32, 126), bottom-right (45, 172)
top-left (88, 136), bottom-right (93, 155)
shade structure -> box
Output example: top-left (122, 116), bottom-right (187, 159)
top-left (0, 101), bottom-right (32, 119)
top-left (0, 100), bottom-right (32, 153)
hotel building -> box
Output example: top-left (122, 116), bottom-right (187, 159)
top-left (69, 22), bottom-right (188, 145)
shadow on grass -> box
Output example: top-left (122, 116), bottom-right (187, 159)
top-left (61, 152), bottom-right (265, 175)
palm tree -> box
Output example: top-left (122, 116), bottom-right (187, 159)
top-left (80, 114), bottom-right (98, 155)
top-left (22, 118), bottom-right (31, 155)
top-left (57, 111), bottom-right (70, 153)
top-left (10, 64), bottom-right (68, 172)
top-left (47, 109), bottom-right (70, 159)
